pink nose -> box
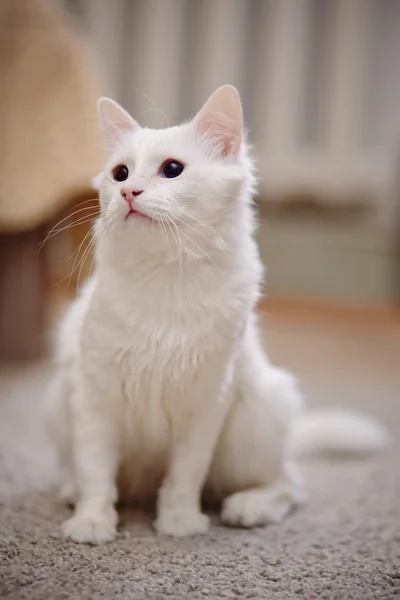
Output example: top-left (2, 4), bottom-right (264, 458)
top-left (121, 188), bottom-right (144, 202)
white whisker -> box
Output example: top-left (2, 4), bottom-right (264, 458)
top-left (172, 214), bottom-right (223, 251)
top-left (172, 221), bottom-right (222, 273)
top-left (174, 206), bottom-right (227, 246)
top-left (134, 88), bottom-right (170, 127)
top-left (164, 214), bottom-right (183, 272)
top-left (38, 206), bottom-right (100, 250)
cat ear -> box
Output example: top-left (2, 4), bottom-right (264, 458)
top-left (97, 97), bottom-right (140, 151)
top-left (193, 85), bottom-right (243, 157)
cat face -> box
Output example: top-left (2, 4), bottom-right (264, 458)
top-left (94, 86), bottom-right (253, 262)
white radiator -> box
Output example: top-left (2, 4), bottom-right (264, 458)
top-left (72, 0), bottom-right (400, 215)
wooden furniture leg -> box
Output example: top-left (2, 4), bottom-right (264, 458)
top-left (0, 227), bottom-right (46, 361)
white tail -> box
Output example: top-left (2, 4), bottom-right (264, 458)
top-left (290, 409), bottom-right (391, 459)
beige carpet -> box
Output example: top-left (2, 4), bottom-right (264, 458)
top-left (1, 315), bottom-right (400, 599)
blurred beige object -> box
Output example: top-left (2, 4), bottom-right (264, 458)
top-left (0, 0), bottom-right (104, 232)
top-left (0, 0), bottom-right (104, 361)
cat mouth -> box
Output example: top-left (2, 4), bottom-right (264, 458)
top-left (124, 208), bottom-right (151, 221)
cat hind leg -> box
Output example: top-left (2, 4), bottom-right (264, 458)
top-left (208, 362), bottom-right (305, 528)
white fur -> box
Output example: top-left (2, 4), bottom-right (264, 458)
top-left (290, 409), bottom-right (390, 459)
top-left (46, 86), bottom-right (389, 545)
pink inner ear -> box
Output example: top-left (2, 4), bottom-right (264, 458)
top-left (98, 98), bottom-right (140, 151)
top-left (199, 112), bottom-right (241, 157)
top-left (194, 86), bottom-right (243, 157)
top-left (104, 120), bottom-right (135, 149)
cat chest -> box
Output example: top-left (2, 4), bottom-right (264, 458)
top-left (109, 308), bottom-right (231, 376)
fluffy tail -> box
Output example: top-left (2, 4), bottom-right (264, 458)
top-left (290, 409), bottom-right (391, 459)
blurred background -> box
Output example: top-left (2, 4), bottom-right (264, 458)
top-left (1, 3), bottom-right (400, 591)
top-left (0, 0), bottom-right (400, 361)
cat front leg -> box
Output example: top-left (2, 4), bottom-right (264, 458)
top-left (61, 371), bottom-right (120, 545)
top-left (155, 353), bottom-right (235, 537)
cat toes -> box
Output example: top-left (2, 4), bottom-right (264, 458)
top-left (62, 507), bottom-right (117, 545)
top-left (155, 507), bottom-right (210, 537)
top-left (221, 489), bottom-right (293, 528)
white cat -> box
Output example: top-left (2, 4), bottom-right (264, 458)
top-left (46, 85), bottom-right (389, 544)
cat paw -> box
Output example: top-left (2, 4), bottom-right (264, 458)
top-left (221, 489), bottom-right (292, 528)
top-left (62, 507), bottom-right (117, 544)
top-left (155, 507), bottom-right (210, 537)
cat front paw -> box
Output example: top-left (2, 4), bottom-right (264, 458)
top-left (62, 506), bottom-right (117, 544)
top-left (155, 507), bottom-right (210, 537)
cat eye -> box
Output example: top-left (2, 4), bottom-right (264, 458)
top-left (160, 160), bottom-right (185, 179)
top-left (112, 164), bottom-right (129, 182)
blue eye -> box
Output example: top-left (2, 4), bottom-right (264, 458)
top-left (160, 160), bottom-right (185, 179)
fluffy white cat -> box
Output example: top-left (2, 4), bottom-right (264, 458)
top-left (46, 85), bottom-right (389, 544)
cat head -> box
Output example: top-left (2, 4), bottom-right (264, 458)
top-left (94, 85), bottom-right (255, 264)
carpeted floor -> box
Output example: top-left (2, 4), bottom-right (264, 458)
top-left (1, 314), bottom-right (400, 599)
